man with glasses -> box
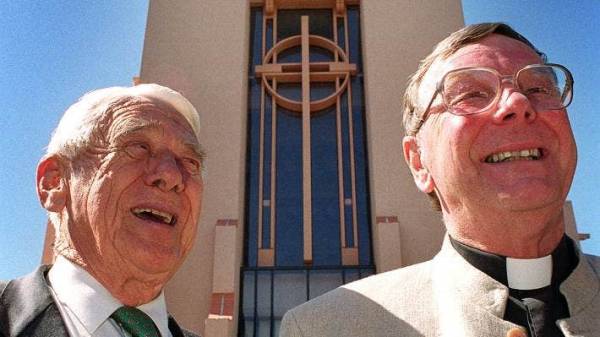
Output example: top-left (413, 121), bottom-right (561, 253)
top-left (280, 23), bottom-right (599, 337)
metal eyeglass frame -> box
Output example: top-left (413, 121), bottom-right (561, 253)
top-left (412, 63), bottom-right (574, 134)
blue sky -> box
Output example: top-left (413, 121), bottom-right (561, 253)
top-left (1, 1), bottom-right (598, 279)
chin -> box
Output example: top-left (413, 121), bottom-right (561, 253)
top-left (496, 191), bottom-right (562, 212)
top-left (126, 249), bottom-right (184, 277)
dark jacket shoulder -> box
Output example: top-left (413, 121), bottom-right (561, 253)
top-left (0, 265), bottom-right (69, 337)
top-left (1, 266), bottom-right (201, 337)
top-left (168, 316), bottom-right (201, 337)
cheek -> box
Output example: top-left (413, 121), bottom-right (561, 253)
top-left (426, 117), bottom-right (479, 171)
top-left (189, 180), bottom-right (203, 212)
top-left (88, 160), bottom-right (143, 244)
top-left (542, 112), bottom-right (577, 167)
top-left (86, 174), bottom-right (118, 247)
top-left (562, 130), bottom-right (577, 169)
top-left (180, 219), bottom-right (199, 255)
top-left (180, 180), bottom-right (203, 250)
top-left (556, 119), bottom-right (578, 175)
top-left (559, 128), bottom-right (577, 193)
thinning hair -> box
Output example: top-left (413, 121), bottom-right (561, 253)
top-left (46, 83), bottom-right (202, 232)
top-left (401, 23), bottom-right (545, 210)
top-left (402, 22), bottom-right (545, 137)
top-left (47, 83), bottom-right (201, 159)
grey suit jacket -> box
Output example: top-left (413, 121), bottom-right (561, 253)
top-left (280, 236), bottom-right (600, 337)
top-left (0, 265), bottom-right (199, 337)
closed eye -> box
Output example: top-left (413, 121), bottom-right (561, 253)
top-left (449, 90), bottom-right (491, 106)
top-left (524, 86), bottom-right (555, 96)
top-left (180, 157), bottom-right (202, 175)
top-left (123, 142), bottom-right (151, 159)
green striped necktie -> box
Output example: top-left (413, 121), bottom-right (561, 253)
top-left (111, 306), bottom-right (162, 337)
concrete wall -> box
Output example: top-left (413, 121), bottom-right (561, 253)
top-left (139, 0), bottom-right (464, 335)
top-left (360, 0), bottom-right (464, 269)
top-left (140, 1), bottom-right (250, 334)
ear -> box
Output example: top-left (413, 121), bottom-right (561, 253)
top-left (36, 155), bottom-right (69, 212)
top-left (402, 136), bottom-right (435, 194)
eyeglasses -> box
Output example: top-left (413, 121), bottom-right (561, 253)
top-left (413, 63), bottom-right (574, 133)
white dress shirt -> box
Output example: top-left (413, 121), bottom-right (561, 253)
top-left (48, 256), bottom-right (173, 337)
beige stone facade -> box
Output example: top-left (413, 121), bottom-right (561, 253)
top-left (141, 2), bottom-right (250, 335)
top-left (138, 2), bottom-right (465, 335)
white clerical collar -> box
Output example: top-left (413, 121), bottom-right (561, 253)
top-left (506, 255), bottom-right (553, 290)
top-left (48, 256), bottom-right (171, 337)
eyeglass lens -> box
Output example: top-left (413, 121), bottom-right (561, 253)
top-left (442, 65), bottom-right (570, 115)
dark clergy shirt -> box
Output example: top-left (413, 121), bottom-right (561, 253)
top-left (450, 236), bottom-right (579, 337)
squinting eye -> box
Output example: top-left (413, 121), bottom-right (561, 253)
top-left (123, 142), bottom-right (151, 159)
top-left (180, 157), bottom-right (202, 175)
top-left (524, 86), bottom-right (552, 96)
top-left (449, 90), bottom-right (491, 107)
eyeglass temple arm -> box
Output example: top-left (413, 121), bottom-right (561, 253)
top-left (412, 90), bottom-right (439, 134)
top-left (561, 76), bottom-right (574, 103)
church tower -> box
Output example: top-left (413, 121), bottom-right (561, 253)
top-left (139, 1), bottom-right (464, 336)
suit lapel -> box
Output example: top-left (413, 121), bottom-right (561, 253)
top-left (24, 304), bottom-right (70, 337)
top-left (1, 266), bottom-right (198, 337)
top-left (0, 265), bottom-right (69, 337)
top-left (557, 252), bottom-right (600, 337)
top-left (433, 236), bottom-right (600, 337)
top-left (432, 237), bottom-right (521, 337)
top-left (168, 316), bottom-right (185, 337)
top-left (169, 315), bottom-right (199, 337)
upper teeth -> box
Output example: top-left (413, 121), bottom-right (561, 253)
top-left (485, 148), bottom-right (541, 163)
top-left (132, 208), bottom-right (174, 224)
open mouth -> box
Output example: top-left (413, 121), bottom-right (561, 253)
top-left (131, 207), bottom-right (177, 226)
top-left (484, 148), bottom-right (543, 163)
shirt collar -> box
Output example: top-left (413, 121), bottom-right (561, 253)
top-left (138, 291), bottom-right (171, 337)
top-left (506, 255), bottom-right (552, 290)
top-left (48, 256), bottom-right (171, 337)
top-left (450, 235), bottom-right (578, 290)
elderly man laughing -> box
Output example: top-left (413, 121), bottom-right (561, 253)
top-left (1, 84), bottom-right (204, 337)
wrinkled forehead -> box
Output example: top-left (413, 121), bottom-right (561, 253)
top-left (417, 34), bottom-right (543, 109)
top-left (107, 97), bottom-right (199, 143)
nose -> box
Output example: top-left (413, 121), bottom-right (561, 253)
top-left (492, 87), bottom-right (537, 124)
top-left (144, 151), bottom-right (185, 193)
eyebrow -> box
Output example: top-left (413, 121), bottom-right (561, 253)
top-left (113, 121), bottom-right (205, 162)
top-left (185, 142), bottom-right (206, 162)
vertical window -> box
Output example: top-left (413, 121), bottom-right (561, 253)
top-left (242, 4), bottom-right (372, 336)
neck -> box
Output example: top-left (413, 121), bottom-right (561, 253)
top-left (444, 209), bottom-right (565, 258)
top-left (102, 276), bottom-right (164, 307)
top-left (62, 251), bottom-right (168, 306)
top-left (84, 264), bottom-right (168, 307)
top-left (57, 218), bottom-right (171, 306)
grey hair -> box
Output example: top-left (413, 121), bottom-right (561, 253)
top-left (402, 22), bottom-right (545, 137)
top-left (46, 83), bottom-right (202, 231)
top-left (401, 23), bottom-right (545, 210)
top-left (47, 83), bottom-right (201, 158)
